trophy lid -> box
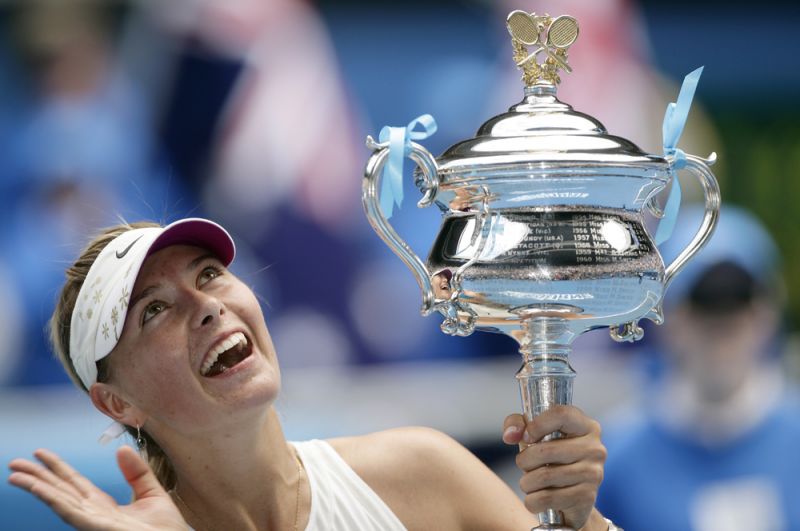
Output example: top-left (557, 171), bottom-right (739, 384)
top-left (434, 11), bottom-right (668, 178)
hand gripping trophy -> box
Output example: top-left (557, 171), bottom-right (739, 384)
top-left (363, 10), bottom-right (720, 530)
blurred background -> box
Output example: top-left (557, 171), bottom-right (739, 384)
top-left (1, 0), bottom-right (799, 529)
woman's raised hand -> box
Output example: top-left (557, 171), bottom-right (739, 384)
top-left (502, 405), bottom-right (607, 531)
top-left (8, 446), bottom-right (187, 531)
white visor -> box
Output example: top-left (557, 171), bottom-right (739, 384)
top-left (69, 218), bottom-right (235, 389)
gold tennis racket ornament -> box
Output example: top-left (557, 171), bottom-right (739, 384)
top-left (507, 10), bottom-right (579, 86)
top-left (507, 10), bottom-right (540, 45)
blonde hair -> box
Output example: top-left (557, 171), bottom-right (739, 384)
top-left (49, 221), bottom-right (177, 491)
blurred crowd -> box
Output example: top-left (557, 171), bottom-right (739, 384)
top-left (0, 0), bottom-right (371, 386)
top-left (1, 0), bottom-right (799, 529)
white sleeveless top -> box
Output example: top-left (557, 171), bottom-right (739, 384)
top-left (292, 439), bottom-right (408, 531)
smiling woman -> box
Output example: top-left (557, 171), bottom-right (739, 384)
top-left (7, 217), bottom-right (614, 531)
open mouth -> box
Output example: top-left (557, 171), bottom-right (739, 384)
top-left (200, 332), bottom-right (254, 377)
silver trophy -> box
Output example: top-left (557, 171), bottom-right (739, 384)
top-left (363, 10), bottom-right (719, 530)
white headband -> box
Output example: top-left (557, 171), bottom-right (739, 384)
top-left (69, 218), bottom-right (235, 390)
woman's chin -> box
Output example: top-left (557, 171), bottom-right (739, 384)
top-left (225, 364), bottom-right (281, 410)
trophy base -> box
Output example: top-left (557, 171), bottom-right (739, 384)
top-left (532, 526), bottom-right (574, 531)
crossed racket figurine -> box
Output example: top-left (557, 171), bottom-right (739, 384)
top-left (507, 10), bottom-right (579, 85)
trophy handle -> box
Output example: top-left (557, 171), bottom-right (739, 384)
top-left (613, 153), bottom-right (720, 342)
top-left (363, 135), bottom-right (440, 315)
top-left (663, 152), bottom-right (721, 288)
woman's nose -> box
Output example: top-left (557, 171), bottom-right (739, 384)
top-left (192, 292), bottom-right (225, 328)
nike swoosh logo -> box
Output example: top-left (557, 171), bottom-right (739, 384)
top-left (116, 236), bottom-right (144, 259)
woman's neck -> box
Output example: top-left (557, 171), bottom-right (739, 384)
top-left (159, 407), bottom-right (306, 531)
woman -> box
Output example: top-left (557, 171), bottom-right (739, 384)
top-left (7, 218), bottom-right (613, 530)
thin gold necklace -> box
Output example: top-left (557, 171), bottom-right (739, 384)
top-left (172, 446), bottom-right (305, 531)
top-left (292, 445), bottom-right (305, 531)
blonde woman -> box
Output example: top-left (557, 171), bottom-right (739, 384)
top-left (7, 218), bottom-right (614, 530)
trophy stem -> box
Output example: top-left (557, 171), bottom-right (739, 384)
top-left (516, 317), bottom-right (576, 531)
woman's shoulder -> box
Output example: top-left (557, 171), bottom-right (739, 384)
top-left (326, 426), bottom-right (459, 479)
top-left (324, 427), bottom-right (468, 530)
top-left (325, 427), bottom-right (462, 496)
top-left (324, 427), bottom-right (534, 531)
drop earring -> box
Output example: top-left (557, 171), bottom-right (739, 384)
top-left (136, 424), bottom-right (147, 453)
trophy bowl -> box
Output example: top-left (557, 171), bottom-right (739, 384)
top-left (363, 10), bottom-right (720, 530)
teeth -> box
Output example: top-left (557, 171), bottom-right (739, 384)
top-left (201, 332), bottom-right (248, 376)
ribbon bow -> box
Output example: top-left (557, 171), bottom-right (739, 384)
top-left (655, 66), bottom-right (704, 245)
top-left (98, 420), bottom-right (127, 445)
top-left (378, 114), bottom-right (437, 218)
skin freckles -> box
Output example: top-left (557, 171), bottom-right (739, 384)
top-left (96, 244), bottom-right (282, 437)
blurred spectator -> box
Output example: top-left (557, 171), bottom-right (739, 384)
top-left (598, 205), bottom-right (800, 531)
top-left (0, 0), bottom-right (176, 385)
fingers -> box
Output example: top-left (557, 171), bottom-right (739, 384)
top-left (519, 460), bottom-right (604, 494)
top-left (34, 449), bottom-right (96, 498)
top-left (117, 446), bottom-right (167, 501)
top-left (515, 436), bottom-right (607, 472)
top-left (518, 458), bottom-right (601, 529)
top-left (8, 448), bottom-right (97, 503)
top-left (522, 482), bottom-right (598, 524)
top-left (502, 414), bottom-right (526, 444)
top-left (8, 458), bottom-right (81, 502)
top-left (8, 465), bottom-right (101, 530)
top-left (8, 470), bottom-right (83, 513)
top-left (502, 406), bottom-right (600, 445)
top-left (523, 405), bottom-right (600, 444)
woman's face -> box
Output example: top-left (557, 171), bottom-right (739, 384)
top-left (104, 244), bottom-right (280, 436)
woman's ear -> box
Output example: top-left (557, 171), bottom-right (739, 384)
top-left (89, 382), bottom-right (143, 427)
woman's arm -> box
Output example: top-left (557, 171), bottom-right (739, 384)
top-left (8, 446), bottom-right (187, 531)
top-left (332, 425), bottom-right (536, 530)
top-left (334, 405), bottom-right (608, 531)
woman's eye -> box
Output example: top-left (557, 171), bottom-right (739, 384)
top-left (142, 301), bottom-right (166, 324)
top-left (198, 265), bottom-right (222, 286)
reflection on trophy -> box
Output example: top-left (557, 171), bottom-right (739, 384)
top-left (363, 10), bottom-right (720, 531)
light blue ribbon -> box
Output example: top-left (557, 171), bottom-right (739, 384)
top-left (378, 114), bottom-right (437, 218)
top-left (655, 66), bottom-right (704, 245)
